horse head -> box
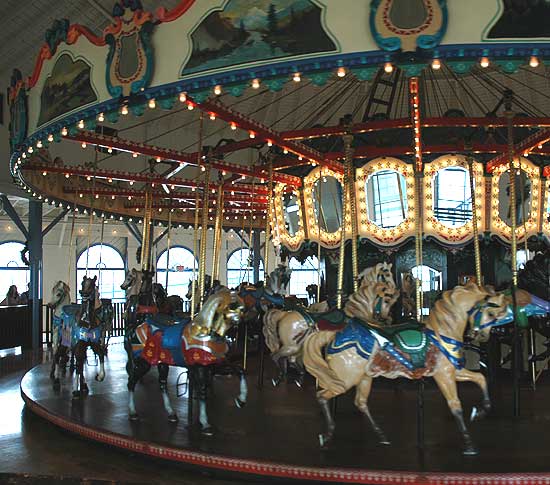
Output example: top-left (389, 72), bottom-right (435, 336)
top-left (153, 283), bottom-right (167, 302)
top-left (345, 280), bottom-right (400, 325)
top-left (267, 264), bottom-right (292, 295)
top-left (80, 275), bottom-right (97, 299)
top-left (192, 289), bottom-right (243, 338)
top-left (359, 262), bottom-right (396, 289)
top-left (121, 268), bottom-right (142, 296)
top-left (48, 280), bottom-right (71, 312)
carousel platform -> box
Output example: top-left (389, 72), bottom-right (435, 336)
top-left (20, 343), bottom-right (550, 485)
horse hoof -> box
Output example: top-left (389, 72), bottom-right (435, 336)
top-left (319, 433), bottom-right (332, 448)
top-left (129, 413), bottom-right (139, 422)
top-left (234, 398), bottom-right (246, 409)
top-left (168, 414), bottom-right (179, 423)
top-left (379, 438), bottom-right (391, 446)
top-left (271, 378), bottom-right (280, 387)
top-left (463, 445), bottom-right (479, 456)
top-left (201, 426), bottom-right (216, 437)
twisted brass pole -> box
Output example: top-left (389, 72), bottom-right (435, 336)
top-left (198, 156), bottom-right (211, 309)
top-left (264, 157), bottom-right (273, 278)
top-left (343, 130), bottom-right (358, 292)
top-left (211, 175), bottom-right (224, 281)
top-left (140, 191), bottom-right (153, 271)
top-left (336, 166), bottom-right (349, 309)
top-left (467, 156), bottom-right (482, 285)
top-left (506, 115), bottom-right (518, 287)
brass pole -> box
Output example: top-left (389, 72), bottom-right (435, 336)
top-left (198, 155), bottom-right (211, 308)
top-left (140, 190), bottom-right (153, 271)
top-left (191, 114), bottom-right (204, 314)
top-left (467, 156), bottom-right (482, 285)
top-left (343, 130), bottom-right (358, 292)
top-left (414, 172), bottom-right (423, 321)
top-left (264, 158), bottom-right (273, 278)
top-left (211, 176), bottom-right (224, 281)
top-left (165, 208), bottom-right (172, 291)
top-left (336, 166), bottom-right (349, 309)
top-left (506, 119), bottom-right (518, 287)
top-left (316, 177), bottom-right (322, 303)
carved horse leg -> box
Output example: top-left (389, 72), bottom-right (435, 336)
top-left (127, 357), bottom-right (151, 421)
top-left (455, 368), bottom-right (491, 421)
top-left (354, 376), bottom-right (390, 445)
top-left (432, 364), bottom-right (478, 456)
top-left (72, 341), bottom-right (89, 398)
top-left (90, 342), bottom-right (105, 382)
top-left (191, 365), bottom-right (215, 436)
top-left (158, 363), bottom-right (178, 422)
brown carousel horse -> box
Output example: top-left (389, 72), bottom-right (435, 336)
top-left (125, 288), bottom-right (246, 435)
top-left (303, 282), bottom-right (518, 455)
top-left (263, 264), bottom-right (399, 386)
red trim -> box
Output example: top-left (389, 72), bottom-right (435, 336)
top-left (156, 0), bottom-right (196, 22)
top-left (20, 385), bottom-right (550, 485)
top-left (137, 305), bottom-right (158, 314)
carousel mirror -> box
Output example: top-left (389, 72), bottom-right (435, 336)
top-left (498, 169), bottom-right (532, 226)
top-left (282, 192), bottom-right (301, 236)
top-left (433, 167), bottom-right (472, 227)
top-left (312, 176), bottom-right (342, 234)
top-left (365, 169), bottom-right (408, 228)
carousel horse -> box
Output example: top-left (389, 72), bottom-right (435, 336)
top-left (263, 263), bottom-right (400, 387)
top-left (50, 276), bottom-right (113, 397)
top-left (1, 285), bottom-right (21, 306)
top-left (303, 282), bottom-right (525, 455)
top-left (186, 274), bottom-right (212, 312)
top-left (125, 288), bottom-right (247, 434)
top-left (400, 271), bottom-right (416, 318)
top-left (152, 283), bottom-right (185, 317)
top-left (306, 284), bottom-right (318, 305)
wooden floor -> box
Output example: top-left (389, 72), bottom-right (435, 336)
top-left (7, 341), bottom-right (550, 484)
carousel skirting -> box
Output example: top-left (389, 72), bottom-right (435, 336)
top-left (20, 343), bottom-right (550, 484)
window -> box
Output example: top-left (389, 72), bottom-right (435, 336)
top-left (288, 256), bottom-right (323, 298)
top-left (434, 167), bottom-right (472, 226)
top-left (77, 244), bottom-right (125, 302)
top-left (411, 265), bottom-right (442, 316)
top-left (0, 241), bottom-right (29, 302)
top-left (226, 248), bottom-right (264, 289)
top-left (156, 246), bottom-right (197, 299)
top-left (366, 170), bottom-right (408, 228)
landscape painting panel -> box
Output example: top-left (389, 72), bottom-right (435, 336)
top-left (38, 54), bottom-right (97, 126)
top-left (488, 0), bottom-right (550, 38)
top-left (182, 0), bottom-right (337, 75)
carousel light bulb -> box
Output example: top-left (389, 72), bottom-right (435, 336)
top-left (187, 102), bottom-right (194, 110)
top-left (179, 92), bottom-right (187, 103)
top-left (132, 152), bottom-right (138, 158)
top-left (384, 62), bottom-right (393, 73)
top-left (81, 142), bottom-right (87, 149)
top-left (27, 146), bottom-right (33, 153)
top-left (108, 178), bottom-right (113, 183)
top-left (249, 131), bottom-right (256, 139)
top-left (128, 196), bottom-right (132, 200)
top-left (480, 56), bottom-right (490, 68)
top-left (529, 55), bottom-right (540, 68)
top-left (121, 105), bottom-right (129, 115)
top-left (78, 120), bottom-right (84, 129)
top-left (98, 113), bottom-right (105, 122)
top-left (107, 147), bottom-right (113, 153)
top-left (293, 72), bottom-right (301, 82)
top-left (267, 140), bottom-right (273, 147)
top-left (201, 166), bottom-right (206, 172)
top-left (95, 194), bottom-right (99, 199)
top-left (42, 171), bottom-right (47, 176)
top-left (251, 78), bottom-right (260, 89)
top-left (209, 113), bottom-right (216, 121)
top-left (86, 176), bottom-right (91, 181)
top-left (22, 153), bottom-right (26, 159)
top-left (129, 180), bottom-right (134, 185)
top-left (79, 193), bottom-right (83, 198)
top-left (214, 85), bottom-right (222, 95)
top-left (36, 140), bottom-right (42, 148)
top-left (156, 156), bottom-right (162, 163)
top-left (61, 127), bottom-right (68, 136)
top-left (283, 148), bottom-right (288, 154)
top-left (337, 67), bottom-right (346, 77)
top-left (65, 173), bottom-right (70, 178)
top-left (431, 58), bottom-right (441, 70)
top-left (230, 122), bottom-right (237, 130)
top-left (111, 195), bottom-right (116, 200)
top-left (148, 98), bottom-right (156, 109)
top-left (47, 134), bottom-right (54, 142)
top-left (222, 170), bottom-right (226, 176)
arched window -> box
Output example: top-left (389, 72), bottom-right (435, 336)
top-left (77, 244), bottom-right (125, 302)
top-left (0, 241), bottom-right (29, 302)
top-left (288, 256), bottom-right (323, 298)
top-left (226, 248), bottom-right (264, 289)
top-left (157, 246), bottom-right (197, 299)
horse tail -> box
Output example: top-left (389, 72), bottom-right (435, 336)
top-left (303, 331), bottom-right (346, 395)
top-left (263, 309), bottom-right (284, 353)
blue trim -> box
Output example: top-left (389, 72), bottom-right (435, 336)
top-left (425, 328), bottom-right (464, 370)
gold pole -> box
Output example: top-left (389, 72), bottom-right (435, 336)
top-left (343, 129), bottom-right (358, 292)
top-left (414, 172), bottom-right (423, 321)
top-left (467, 156), bottom-right (482, 285)
top-left (336, 164), bottom-right (349, 309)
top-left (316, 176), bottom-right (322, 303)
top-left (165, 208), bottom-right (172, 291)
top-left (211, 176), bottom-right (224, 281)
top-left (191, 114), bottom-right (204, 314)
top-left (506, 115), bottom-right (518, 287)
top-left (264, 157), bottom-right (273, 278)
top-left (198, 153), bottom-right (211, 308)
top-left (140, 191), bottom-right (153, 271)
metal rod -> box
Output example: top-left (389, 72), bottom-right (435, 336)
top-left (264, 158), bottom-right (273, 277)
top-left (198, 154), bottom-right (211, 309)
top-left (343, 128), bottom-right (358, 292)
top-left (336, 164), bottom-right (349, 309)
top-left (467, 156), bottom-right (482, 285)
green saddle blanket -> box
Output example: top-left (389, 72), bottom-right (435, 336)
top-left (373, 320), bottom-right (429, 369)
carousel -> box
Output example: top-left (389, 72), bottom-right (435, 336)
top-left (12, 1), bottom-right (550, 483)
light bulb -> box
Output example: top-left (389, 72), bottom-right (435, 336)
top-left (148, 98), bottom-right (156, 109)
top-left (529, 55), bottom-right (539, 68)
top-left (251, 78), bottom-right (260, 89)
top-left (480, 56), bottom-right (490, 68)
top-left (132, 152), bottom-right (138, 158)
top-left (337, 67), bottom-right (346, 77)
top-left (384, 62), bottom-right (393, 74)
top-left (209, 113), bottom-right (216, 121)
top-left (187, 102), bottom-right (194, 110)
top-left (61, 127), bottom-right (68, 136)
top-left (98, 113), bottom-right (105, 122)
top-left (431, 58), bottom-right (441, 70)
top-left (293, 72), bottom-right (301, 82)
top-left (47, 134), bottom-right (54, 142)
top-left (78, 120), bottom-right (84, 129)
top-left (121, 105), bottom-right (129, 115)
top-left (230, 122), bottom-right (237, 130)
top-left (249, 131), bottom-right (256, 139)
top-left (81, 142), bottom-right (87, 149)
top-left (179, 92), bottom-right (187, 103)
top-left (214, 85), bottom-right (222, 95)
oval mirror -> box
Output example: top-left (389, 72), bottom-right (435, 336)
top-left (433, 166), bottom-right (472, 227)
top-left (282, 192), bottom-right (300, 236)
top-left (365, 169), bottom-right (408, 228)
top-left (312, 176), bottom-right (342, 234)
top-left (498, 169), bottom-right (532, 226)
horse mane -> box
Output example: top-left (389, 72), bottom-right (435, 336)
top-left (427, 282), bottom-right (489, 338)
top-left (193, 288), bottom-right (232, 330)
top-left (359, 262), bottom-right (396, 289)
top-left (518, 249), bottom-right (550, 300)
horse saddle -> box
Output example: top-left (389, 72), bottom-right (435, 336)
top-left (301, 308), bottom-right (347, 330)
top-left (144, 312), bottom-right (190, 328)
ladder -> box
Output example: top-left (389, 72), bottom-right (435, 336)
top-left (362, 67), bottom-right (401, 121)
